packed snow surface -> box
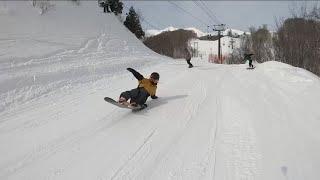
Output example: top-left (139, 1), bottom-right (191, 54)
top-left (145, 26), bottom-right (208, 37)
top-left (145, 27), bottom-right (246, 38)
top-left (1, 1), bottom-right (320, 180)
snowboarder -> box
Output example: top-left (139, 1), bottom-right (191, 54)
top-left (118, 68), bottom-right (159, 108)
top-left (185, 47), bottom-right (193, 68)
top-left (244, 53), bottom-right (254, 68)
top-left (99, 0), bottom-right (111, 13)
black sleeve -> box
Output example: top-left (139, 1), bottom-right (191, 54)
top-left (127, 68), bottom-right (144, 80)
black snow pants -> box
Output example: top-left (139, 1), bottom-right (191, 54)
top-left (249, 60), bottom-right (253, 68)
top-left (120, 87), bottom-right (149, 105)
top-left (186, 58), bottom-right (193, 68)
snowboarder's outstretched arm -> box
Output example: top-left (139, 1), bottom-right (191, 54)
top-left (127, 68), bottom-right (144, 80)
top-left (244, 53), bottom-right (254, 60)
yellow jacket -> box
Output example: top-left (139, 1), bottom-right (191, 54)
top-left (138, 78), bottom-right (157, 96)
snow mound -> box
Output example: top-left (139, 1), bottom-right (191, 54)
top-left (146, 26), bottom-right (206, 37)
top-left (0, 1), bottom-right (152, 62)
top-left (0, 1), bottom-right (167, 113)
top-left (259, 61), bottom-right (320, 83)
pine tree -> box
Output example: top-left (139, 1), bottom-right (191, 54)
top-left (227, 29), bottom-right (233, 37)
top-left (124, 7), bottom-right (145, 39)
top-left (98, 0), bottom-right (110, 13)
top-left (109, 0), bottom-right (123, 15)
top-left (98, 0), bottom-right (122, 15)
top-left (32, 0), bottom-right (52, 15)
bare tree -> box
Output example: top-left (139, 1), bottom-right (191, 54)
top-left (32, 0), bottom-right (54, 15)
top-left (250, 25), bottom-right (274, 62)
top-left (226, 33), bottom-right (251, 64)
top-left (273, 2), bottom-right (320, 75)
top-left (226, 25), bottom-right (273, 64)
top-left (143, 29), bottom-right (197, 58)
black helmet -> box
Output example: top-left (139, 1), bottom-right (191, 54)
top-left (150, 72), bottom-right (160, 80)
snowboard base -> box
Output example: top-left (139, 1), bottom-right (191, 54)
top-left (104, 97), bottom-right (146, 111)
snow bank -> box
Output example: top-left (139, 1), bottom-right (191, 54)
top-left (259, 61), bottom-right (320, 83)
top-left (0, 1), bottom-right (152, 62)
top-left (146, 26), bottom-right (207, 37)
top-left (0, 0), bottom-right (168, 113)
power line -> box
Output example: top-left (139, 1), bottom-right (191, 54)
top-left (199, 0), bottom-right (222, 24)
top-left (193, 0), bottom-right (218, 25)
top-left (167, 1), bottom-right (209, 27)
top-left (139, 14), bottom-right (162, 30)
top-left (123, 5), bottom-right (161, 30)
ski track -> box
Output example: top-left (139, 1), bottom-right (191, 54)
top-left (225, 69), bottom-right (262, 179)
top-left (0, 32), bottom-right (160, 114)
top-left (109, 129), bottom-right (156, 180)
top-left (94, 69), bottom-right (209, 180)
top-left (150, 81), bottom-right (208, 179)
top-left (0, 107), bottom-right (132, 179)
top-left (2, 3), bottom-right (320, 179)
top-left (1, 27), bottom-right (319, 179)
top-left (0, 31), bottom-right (163, 179)
top-left (202, 68), bottom-right (261, 180)
top-left (108, 68), bottom-right (233, 180)
top-left (12, 65), bottom-right (262, 180)
top-left (1, 58), bottom-right (319, 179)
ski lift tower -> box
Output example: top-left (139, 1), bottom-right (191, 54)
top-left (213, 24), bottom-right (226, 63)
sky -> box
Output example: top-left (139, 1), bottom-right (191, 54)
top-left (123, 1), bottom-right (318, 32)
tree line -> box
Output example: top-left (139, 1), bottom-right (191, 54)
top-left (227, 4), bottom-right (320, 76)
top-left (143, 29), bottom-right (197, 58)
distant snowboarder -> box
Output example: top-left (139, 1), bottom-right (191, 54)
top-left (244, 53), bottom-right (254, 69)
top-left (115, 68), bottom-right (159, 109)
top-left (99, 0), bottom-right (111, 13)
top-left (185, 47), bottom-right (193, 68)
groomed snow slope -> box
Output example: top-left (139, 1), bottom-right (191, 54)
top-left (2, 59), bottom-right (320, 180)
top-left (0, 1), bottom-right (166, 113)
top-left (0, 1), bottom-right (154, 61)
top-left (1, 2), bottom-right (320, 180)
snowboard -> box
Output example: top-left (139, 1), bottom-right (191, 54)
top-left (247, 66), bottom-right (255, 70)
top-left (104, 97), bottom-right (146, 111)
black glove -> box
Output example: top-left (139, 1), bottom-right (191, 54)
top-left (127, 68), bottom-right (134, 72)
top-left (151, 95), bottom-right (158, 99)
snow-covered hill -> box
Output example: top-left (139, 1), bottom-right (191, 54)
top-left (146, 26), bottom-right (248, 38)
top-left (222, 28), bottom-right (247, 36)
top-left (0, 1), bottom-right (154, 61)
top-left (1, 2), bottom-right (320, 180)
top-left (146, 26), bottom-right (207, 37)
top-left (0, 1), bottom-right (168, 113)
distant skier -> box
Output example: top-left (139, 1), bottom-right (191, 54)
top-left (244, 53), bottom-right (254, 69)
top-left (99, 0), bottom-right (111, 13)
top-left (184, 47), bottom-right (193, 68)
top-left (118, 68), bottom-right (159, 108)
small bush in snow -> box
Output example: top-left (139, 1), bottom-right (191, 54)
top-left (124, 6), bottom-right (145, 39)
top-left (32, 0), bottom-right (54, 15)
